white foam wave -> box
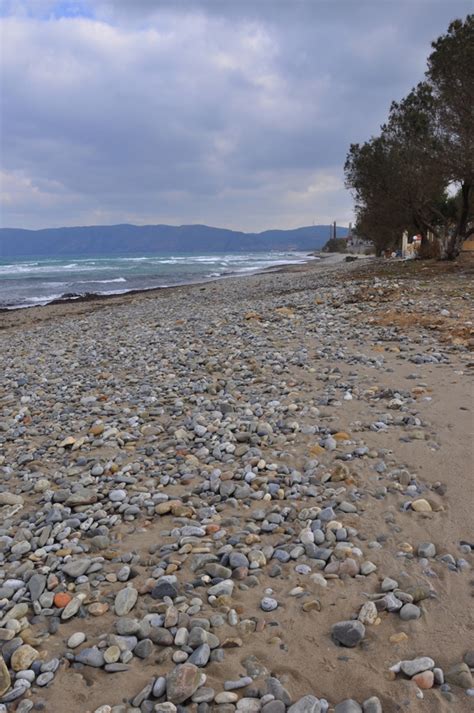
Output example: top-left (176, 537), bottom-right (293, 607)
top-left (76, 277), bottom-right (126, 284)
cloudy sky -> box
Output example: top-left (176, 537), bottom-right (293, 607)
top-left (0, 0), bottom-right (472, 231)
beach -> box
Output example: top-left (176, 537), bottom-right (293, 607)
top-left (0, 256), bottom-right (473, 713)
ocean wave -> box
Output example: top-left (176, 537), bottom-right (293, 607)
top-left (2, 251), bottom-right (315, 308)
top-left (76, 277), bottom-right (127, 284)
top-left (0, 262), bottom-right (83, 275)
top-left (3, 293), bottom-right (67, 309)
top-left (118, 257), bottom-right (149, 262)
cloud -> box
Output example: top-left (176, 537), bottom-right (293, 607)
top-left (0, 0), bottom-right (472, 230)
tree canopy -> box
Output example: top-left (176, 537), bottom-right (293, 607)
top-left (345, 15), bottom-right (474, 258)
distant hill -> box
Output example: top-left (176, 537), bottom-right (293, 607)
top-left (0, 223), bottom-right (348, 258)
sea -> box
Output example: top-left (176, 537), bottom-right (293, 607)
top-left (0, 251), bottom-right (315, 310)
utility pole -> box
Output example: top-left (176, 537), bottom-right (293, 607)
top-left (333, 221), bottom-right (337, 240)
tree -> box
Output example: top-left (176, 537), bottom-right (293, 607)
top-left (345, 135), bottom-right (411, 255)
top-left (427, 14), bottom-right (474, 257)
top-left (344, 14), bottom-right (474, 259)
top-left (381, 83), bottom-right (449, 245)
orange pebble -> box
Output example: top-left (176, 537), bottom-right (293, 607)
top-left (412, 671), bottom-right (434, 689)
top-left (53, 592), bottom-right (72, 608)
top-left (206, 524), bottom-right (220, 534)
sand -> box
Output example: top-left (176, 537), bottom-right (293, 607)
top-left (0, 256), bottom-right (473, 713)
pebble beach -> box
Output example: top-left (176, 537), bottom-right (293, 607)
top-left (0, 256), bottom-right (473, 713)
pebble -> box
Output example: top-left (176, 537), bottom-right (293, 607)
top-left (399, 604), bottom-right (421, 621)
top-left (0, 656), bottom-right (11, 697)
top-left (114, 587), bottom-right (138, 616)
top-left (260, 598), bottom-right (278, 612)
top-left (331, 621), bottom-right (365, 648)
top-left (417, 542), bottom-right (436, 558)
top-left (334, 701), bottom-right (362, 713)
top-left (0, 259), bottom-right (469, 712)
top-left (445, 662), bottom-right (473, 689)
top-left (362, 697), bottom-right (382, 713)
top-left (412, 671), bottom-right (434, 689)
top-left (288, 695), bottom-right (322, 713)
top-left (67, 632), bottom-right (86, 649)
top-left (358, 602), bottom-right (378, 625)
top-left (166, 664), bottom-right (202, 704)
top-left (400, 657), bottom-right (435, 677)
top-left (10, 646), bottom-right (39, 672)
top-left (75, 647), bottom-right (106, 668)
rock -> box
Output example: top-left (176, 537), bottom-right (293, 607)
top-left (216, 693), bottom-right (239, 704)
top-left (262, 702), bottom-right (286, 713)
top-left (104, 646), bottom-right (121, 664)
top-left (188, 644), bottom-right (210, 667)
top-left (131, 681), bottom-right (154, 707)
top-left (380, 593), bottom-right (402, 612)
top-left (463, 651), bottom-right (474, 668)
top-left (193, 686), bottom-right (216, 703)
top-left (237, 698), bottom-right (261, 713)
top-left (381, 577), bottom-right (398, 592)
top-left (266, 677), bottom-right (292, 705)
top-left (0, 655), bottom-right (11, 697)
top-left (54, 592), bottom-right (73, 608)
top-left (411, 499), bottom-right (432, 512)
top-left (412, 671), bottom-right (434, 689)
top-left (206, 564), bottom-right (232, 579)
top-left (0, 493), bottom-right (23, 506)
top-left (134, 639), bottom-right (153, 659)
top-left (166, 663), bottom-right (201, 704)
top-left (154, 704), bottom-right (177, 713)
top-left (260, 597), bottom-right (278, 612)
top-left (400, 657), bottom-right (435, 677)
top-left (109, 489), bottom-right (127, 502)
top-left (399, 604), bottom-right (421, 621)
top-left (224, 677), bottom-right (252, 691)
top-left (229, 552), bottom-right (249, 568)
top-left (36, 671), bottom-right (54, 687)
top-left (11, 645), bottom-right (39, 672)
top-left (362, 697), bottom-right (382, 713)
top-left (360, 562), bottom-right (377, 576)
top-left (61, 594), bottom-right (85, 620)
top-left (75, 647), bottom-right (105, 668)
top-left (27, 574), bottom-right (46, 601)
top-left (334, 701), bottom-right (362, 713)
top-left (153, 676), bottom-right (167, 698)
top-left (0, 680), bottom-right (29, 703)
top-left (358, 601), bottom-right (378, 625)
top-left (444, 663), bottom-right (473, 689)
top-left (417, 543), bottom-right (436, 558)
top-left (114, 587), bottom-right (138, 616)
top-left (331, 620), bottom-right (365, 647)
top-left (152, 580), bottom-right (178, 600)
top-left (62, 558), bottom-right (92, 578)
top-left (287, 695), bottom-right (321, 713)
top-left (208, 580), bottom-right (234, 597)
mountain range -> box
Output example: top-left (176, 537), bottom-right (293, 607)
top-left (0, 223), bottom-right (348, 258)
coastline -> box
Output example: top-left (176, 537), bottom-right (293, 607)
top-left (0, 251), bottom-right (360, 328)
top-left (0, 251), bottom-right (332, 315)
top-left (0, 256), bottom-right (472, 712)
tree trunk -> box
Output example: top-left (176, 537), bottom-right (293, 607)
top-left (445, 181), bottom-right (472, 259)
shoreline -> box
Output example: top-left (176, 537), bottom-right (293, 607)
top-left (0, 252), bottom-right (363, 328)
top-left (0, 251), bottom-right (322, 314)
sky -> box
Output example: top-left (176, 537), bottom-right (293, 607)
top-left (0, 0), bottom-right (472, 232)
